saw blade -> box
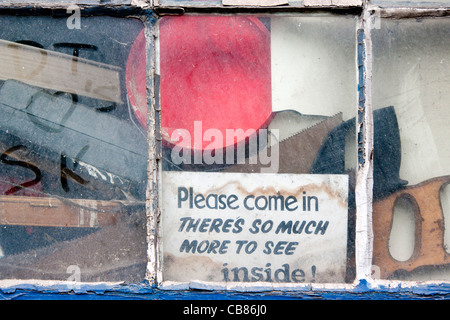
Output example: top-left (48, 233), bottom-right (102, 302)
top-left (267, 109), bottom-right (330, 146)
top-left (222, 111), bottom-right (343, 174)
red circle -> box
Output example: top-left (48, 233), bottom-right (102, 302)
top-left (127, 16), bottom-right (272, 151)
top-left (126, 29), bottom-right (147, 129)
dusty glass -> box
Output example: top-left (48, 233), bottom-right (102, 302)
top-left (372, 17), bottom-right (450, 281)
top-left (155, 14), bottom-right (358, 284)
top-left (0, 15), bottom-right (148, 282)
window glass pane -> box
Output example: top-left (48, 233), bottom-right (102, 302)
top-left (0, 15), bottom-right (148, 283)
top-left (156, 14), bottom-right (358, 284)
top-left (372, 17), bottom-right (450, 281)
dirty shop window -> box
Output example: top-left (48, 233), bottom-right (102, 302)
top-left (1, 0), bottom-right (449, 294)
top-left (372, 16), bottom-right (450, 282)
top-left (0, 14), bottom-right (148, 283)
top-left (157, 14), bottom-right (358, 284)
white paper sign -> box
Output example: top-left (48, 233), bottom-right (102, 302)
top-left (161, 171), bottom-right (348, 283)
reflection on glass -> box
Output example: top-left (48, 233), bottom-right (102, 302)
top-left (0, 16), bottom-right (147, 282)
top-left (373, 18), bottom-right (450, 281)
top-left (157, 14), bottom-right (357, 284)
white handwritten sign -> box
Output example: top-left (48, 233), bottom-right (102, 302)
top-left (161, 171), bottom-right (348, 283)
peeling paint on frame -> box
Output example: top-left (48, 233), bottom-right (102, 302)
top-left (0, 1), bottom-right (449, 301)
top-left (144, 14), bottom-right (159, 285)
top-left (355, 2), bottom-right (374, 284)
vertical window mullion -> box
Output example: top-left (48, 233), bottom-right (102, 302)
top-left (355, 4), bottom-right (375, 283)
top-left (144, 14), bottom-right (160, 285)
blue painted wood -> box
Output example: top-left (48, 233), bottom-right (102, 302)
top-left (2, 280), bottom-right (450, 300)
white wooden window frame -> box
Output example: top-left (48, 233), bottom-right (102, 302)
top-left (0, 0), bottom-right (448, 297)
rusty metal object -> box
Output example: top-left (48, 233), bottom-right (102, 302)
top-left (372, 175), bottom-right (450, 279)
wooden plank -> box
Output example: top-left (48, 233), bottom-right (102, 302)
top-left (0, 39), bottom-right (122, 103)
top-left (0, 196), bottom-right (122, 228)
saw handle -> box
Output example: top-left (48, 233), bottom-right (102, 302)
top-left (373, 175), bottom-right (450, 279)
